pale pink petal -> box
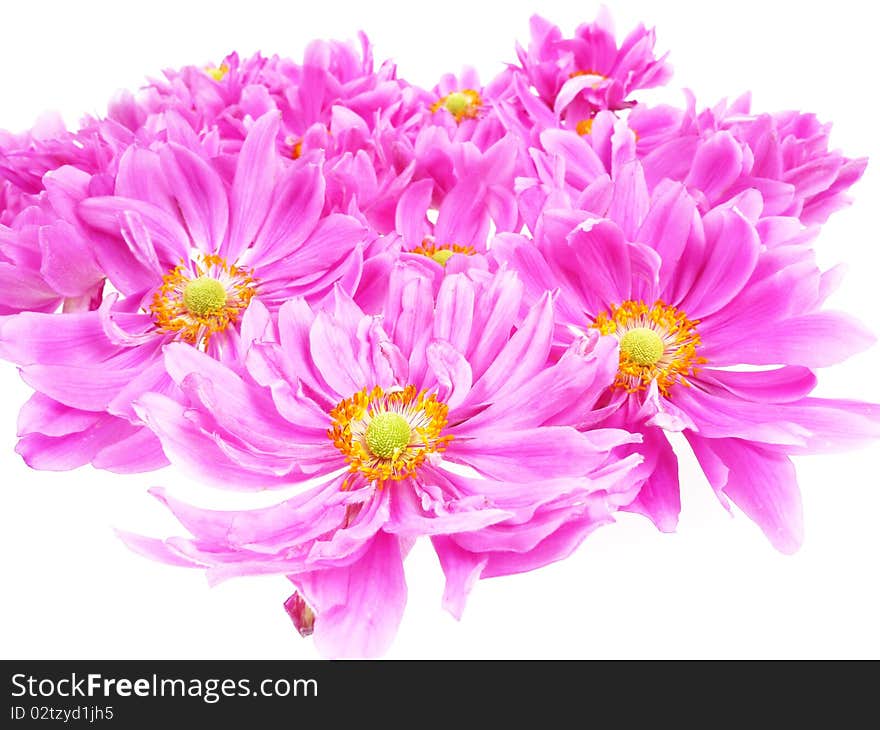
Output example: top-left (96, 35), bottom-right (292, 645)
top-left (158, 142), bottom-right (229, 252)
top-left (248, 163), bottom-right (325, 267)
top-left (688, 434), bottom-right (803, 554)
top-left (431, 535), bottom-right (487, 620)
top-left (295, 531), bottom-right (406, 659)
top-left (37, 221), bottom-right (103, 298)
top-left (225, 111), bottom-right (281, 262)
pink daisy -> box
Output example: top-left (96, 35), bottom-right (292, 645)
top-left (122, 266), bottom-right (641, 656)
top-left (495, 147), bottom-right (879, 551)
top-left (514, 11), bottom-right (671, 122)
top-left (0, 111), bottom-right (369, 472)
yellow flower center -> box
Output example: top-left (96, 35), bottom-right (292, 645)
top-left (409, 241), bottom-right (477, 267)
top-left (183, 277), bottom-right (227, 316)
top-left (365, 412), bottom-right (412, 459)
top-left (592, 300), bottom-right (706, 396)
top-left (619, 327), bottom-right (664, 366)
top-left (430, 89), bottom-right (482, 123)
top-left (205, 63), bottom-right (229, 81)
top-left (444, 92), bottom-right (470, 116)
top-left (150, 254), bottom-right (257, 348)
top-left (329, 385), bottom-right (452, 488)
top-left (430, 249), bottom-right (455, 266)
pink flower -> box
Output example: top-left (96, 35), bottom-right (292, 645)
top-left (0, 111), bottom-right (369, 473)
top-left (353, 135), bottom-right (521, 309)
top-left (495, 148), bottom-right (879, 552)
top-left (121, 267), bottom-right (641, 656)
top-left (631, 92), bottom-right (868, 224)
top-left (514, 11), bottom-right (671, 122)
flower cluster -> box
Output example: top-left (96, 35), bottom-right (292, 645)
top-left (0, 13), bottom-right (876, 657)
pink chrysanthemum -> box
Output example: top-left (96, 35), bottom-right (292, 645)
top-left (514, 11), bottom-right (671, 121)
top-left (496, 138), bottom-right (878, 552)
top-left (121, 267), bottom-right (641, 657)
top-left (0, 111), bottom-right (369, 472)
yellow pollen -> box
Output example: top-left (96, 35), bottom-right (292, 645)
top-left (206, 63), bottom-right (229, 81)
top-left (291, 139), bottom-right (303, 159)
top-left (329, 385), bottom-right (452, 488)
top-left (576, 118), bottom-right (594, 136)
top-left (150, 254), bottom-right (258, 348)
top-left (431, 249), bottom-right (455, 266)
top-left (410, 241), bottom-right (476, 266)
top-left (619, 327), bottom-right (664, 366)
top-left (183, 277), bottom-right (227, 316)
top-left (592, 300), bottom-right (706, 397)
top-left (444, 92), bottom-right (470, 116)
top-left (365, 412), bottom-right (412, 459)
top-left (430, 89), bottom-right (482, 123)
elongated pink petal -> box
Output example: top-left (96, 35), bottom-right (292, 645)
top-left (448, 426), bottom-right (606, 482)
top-left (158, 142), bottom-right (228, 252)
top-left (688, 434), bottom-right (803, 554)
top-left (248, 163), bottom-right (325, 267)
top-left (296, 531), bottom-right (407, 659)
top-left (38, 221), bottom-right (103, 298)
top-left (225, 111), bottom-right (281, 262)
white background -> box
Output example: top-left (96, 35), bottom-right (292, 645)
top-left (1, 0), bottom-right (878, 659)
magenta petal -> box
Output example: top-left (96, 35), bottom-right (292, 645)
top-left (679, 207), bottom-right (760, 318)
top-left (688, 435), bottom-right (804, 554)
top-left (449, 426), bottom-right (602, 482)
top-left (387, 476), bottom-right (511, 538)
top-left (17, 393), bottom-right (97, 437)
top-left (133, 392), bottom-right (294, 489)
top-left (78, 196), bottom-right (190, 272)
top-left (295, 531), bottom-right (407, 659)
top-left (433, 274), bottom-right (476, 355)
top-left (684, 131), bottom-right (743, 204)
top-left (707, 311), bottom-right (875, 368)
top-left (636, 181), bottom-right (696, 294)
top-left (425, 340), bottom-right (473, 410)
top-left (308, 311), bottom-right (368, 397)
top-left (703, 367), bottom-right (817, 403)
top-left (433, 178), bottom-right (490, 249)
top-left (37, 221), bottom-right (103, 298)
top-left (539, 129), bottom-right (606, 186)
top-left (621, 427), bottom-right (680, 532)
top-left (16, 413), bottom-right (143, 471)
top-left (158, 142), bottom-right (229, 252)
top-left (466, 291), bottom-right (553, 406)
top-left (431, 535), bottom-right (487, 620)
top-left (394, 177), bottom-right (433, 248)
top-left (481, 505), bottom-right (613, 578)
top-left (91, 427), bottom-right (169, 473)
top-left (249, 163), bottom-right (325, 267)
top-left (114, 146), bottom-right (175, 210)
top-left (225, 111), bottom-right (281, 262)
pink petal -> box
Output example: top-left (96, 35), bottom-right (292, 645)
top-left (678, 207), bottom-right (760, 318)
top-left (248, 163), bottom-right (325, 267)
top-left (394, 178), bottom-right (433, 249)
top-left (688, 434), bottom-right (803, 554)
top-left (37, 221), bottom-right (103, 298)
top-left (685, 131), bottom-right (743, 204)
top-left (707, 311), bottom-right (875, 368)
top-left (431, 535), bottom-right (487, 620)
top-left (225, 111), bottom-right (281, 262)
top-left (158, 142), bottom-right (229, 252)
top-left (296, 531), bottom-right (406, 658)
top-left (448, 426), bottom-right (605, 482)
top-left (620, 426), bottom-right (680, 532)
